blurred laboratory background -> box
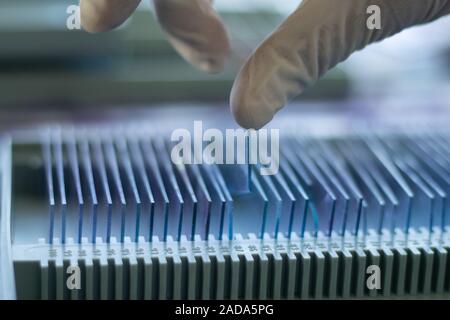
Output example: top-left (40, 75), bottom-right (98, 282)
top-left (0, 0), bottom-right (449, 125)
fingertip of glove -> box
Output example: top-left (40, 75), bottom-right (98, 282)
top-left (193, 25), bottom-right (231, 73)
top-left (162, 21), bottom-right (231, 74)
top-left (196, 44), bottom-right (230, 74)
top-left (80, 15), bottom-right (110, 33)
top-left (230, 81), bottom-right (274, 130)
top-left (197, 59), bottom-right (225, 74)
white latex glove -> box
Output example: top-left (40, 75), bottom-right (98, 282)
top-left (80, 0), bottom-right (450, 128)
top-left (80, 0), bottom-right (230, 73)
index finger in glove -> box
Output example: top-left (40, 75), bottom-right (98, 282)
top-left (153, 0), bottom-right (231, 73)
top-left (230, 0), bottom-right (450, 129)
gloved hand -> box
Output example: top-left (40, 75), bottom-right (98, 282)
top-left (80, 0), bottom-right (450, 129)
top-left (80, 0), bottom-right (230, 73)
